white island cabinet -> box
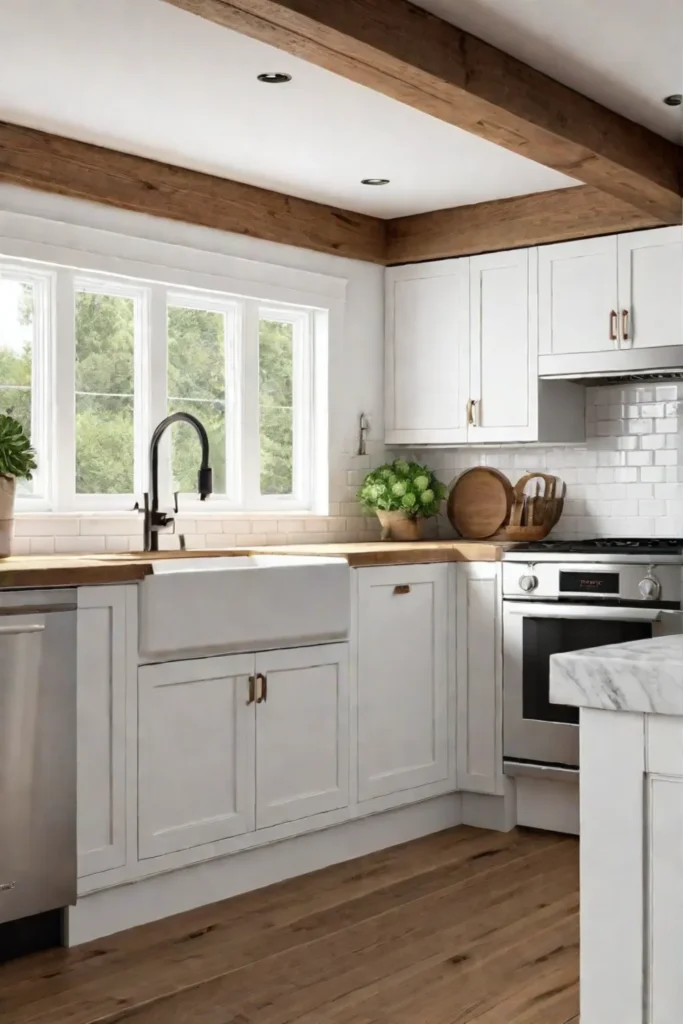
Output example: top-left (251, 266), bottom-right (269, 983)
top-left (551, 635), bottom-right (683, 1024)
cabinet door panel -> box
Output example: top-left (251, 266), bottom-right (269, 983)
top-left (358, 565), bottom-right (449, 801)
top-left (255, 645), bottom-right (349, 829)
top-left (539, 236), bottom-right (618, 357)
top-left (647, 772), bottom-right (683, 1023)
top-left (77, 586), bottom-right (128, 877)
top-left (385, 261), bottom-right (469, 445)
top-left (456, 564), bottom-right (503, 795)
top-left (469, 249), bottom-right (537, 442)
top-left (618, 227), bottom-right (683, 350)
top-left (138, 654), bottom-right (254, 858)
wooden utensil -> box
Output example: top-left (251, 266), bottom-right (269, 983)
top-left (447, 467), bottom-right (513, 539)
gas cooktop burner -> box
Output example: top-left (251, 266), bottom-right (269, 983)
top-left (511, 538), bottom-right (683, 555)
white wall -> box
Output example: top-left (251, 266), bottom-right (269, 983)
top-left (405, 381), bottom-right (683, 540)
top-left (0, 185), bottom-right (386, 554)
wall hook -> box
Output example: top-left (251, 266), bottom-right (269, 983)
top-left (358, 413), bottom-right (369, 456)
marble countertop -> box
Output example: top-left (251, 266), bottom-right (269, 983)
top-left (550, 635), bottom-right (683, 715)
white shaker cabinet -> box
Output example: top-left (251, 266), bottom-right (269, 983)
top-left (254, 645), bottom-right (349, 829)
top-left (456, 563), bottom-right (503, 795)
top-left (539, 226), bottom-right (683, 376)
top-left (356, 564), bottom-right (451, 802)
top-left (539, 235), bottom-right (619, 362)
top-left (617, 226), bottom-right (683, 351)
top-left (137, 654), bottom-right (255, 859)
top-left (385, 259), bottom-right (470, 446)
top-left (468, 248), bottom-right (538, 443)
top-left (77, 585), bottom-right (132, 877)
top-left (385, 250), bottom-right (584, 446)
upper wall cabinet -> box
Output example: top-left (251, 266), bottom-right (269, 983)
top-left (385, 252), bottom-right (585, 446)
top-left (539, 226), bottom-right (683, 377)
top-left (385, 260), bottom-right (470, 446)
top-left (539, 236), bottom-right (619, 361)
top-left (468, 249), bottom-right (538, 444)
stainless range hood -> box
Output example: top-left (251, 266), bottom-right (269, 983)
top-left (539, 345), bottom-right (683, 383)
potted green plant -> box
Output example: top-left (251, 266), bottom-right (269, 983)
top-left (0, 413), bottom-right (37, 557)
top-left (358, 459), bottom-right (446, 541)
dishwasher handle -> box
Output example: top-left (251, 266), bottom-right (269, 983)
top-left (0, 624), bottom-right (45, 635)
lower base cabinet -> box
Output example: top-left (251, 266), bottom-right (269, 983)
top-left (356, 564), bottom-right (451, 802)
top-left (456, 563), bottom-right (503, 796)
top-left (138, 644), bottom-right (349, 859)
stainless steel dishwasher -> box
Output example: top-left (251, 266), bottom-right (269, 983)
top-left (0, 589), bottom-right (77, 925)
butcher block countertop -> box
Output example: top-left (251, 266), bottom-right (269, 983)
top-left (245, 541), bottom-right (506, 567)
top-left (0, 540), bottom-right (505, 588)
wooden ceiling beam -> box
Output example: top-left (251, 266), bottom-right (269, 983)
top-left (0, 124), bottom-right (674, 270)
top-left (386, 186), bottom-right (666, 265)
top-left (163, 0), bottom-right (682, 225)
top-left (0, 121), bottom-right (387, 264)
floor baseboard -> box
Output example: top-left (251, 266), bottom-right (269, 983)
top-left (66, 793), bottom-right (462, 946)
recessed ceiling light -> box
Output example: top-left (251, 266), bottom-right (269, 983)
top-left (663, 93), bottom-right (682, 106)
top-left (361, 178), bottom-right (390, 186)
top-left (257, 72), bottom-right (292, 84)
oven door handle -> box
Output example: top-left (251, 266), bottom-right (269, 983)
top-left (505, 603), bottom-right (681, 623)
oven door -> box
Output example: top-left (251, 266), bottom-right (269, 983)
top-left (503, 602), bottom-right (683, 769)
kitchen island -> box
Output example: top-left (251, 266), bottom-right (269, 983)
top-left (551, 635), bottom-right (683, 1024)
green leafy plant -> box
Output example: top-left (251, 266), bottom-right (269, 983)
top-left (358, 459), bottom-right (446, 519)
top-left (0, 413), bottom-right (37, 480)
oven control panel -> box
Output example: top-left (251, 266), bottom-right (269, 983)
top-left (503, 561), bottom-right (681, 603)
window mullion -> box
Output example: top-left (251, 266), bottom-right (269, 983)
top-left (53, 269), bottom-right (75, 511)
top-left (146, 284), bottom-right (168, 498)
top-left (242, 301), bottom-right (261, 510)
top-left (224, 304), bottom-right (242, 504)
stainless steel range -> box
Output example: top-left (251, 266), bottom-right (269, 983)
top-left (502, 539), bottom-right (683, 781)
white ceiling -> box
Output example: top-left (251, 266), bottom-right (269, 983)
top-left (412, 0), bottom-right (683, 143)
top-left (0, 0), bottom-right (577, 219)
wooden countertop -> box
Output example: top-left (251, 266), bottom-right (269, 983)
top-left (245, 541), bottom-right (505, 567)
top-left (0, 540), bottom-right (505, 587)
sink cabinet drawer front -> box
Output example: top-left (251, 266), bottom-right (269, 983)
top-left (138, 654), bottom-right (255, 859)
top-left (357, 565), bottom-right (449, 801)
top-left (254, 645), bottom-right (350, 829)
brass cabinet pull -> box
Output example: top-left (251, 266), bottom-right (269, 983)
top-left (247, 675), bottom-right (256, 705)
top-left (621, 309), bottom-right (630, 342)
top-left (256, 672), bottom-right (268, 703)
top-left (609, 309), bottom-right (618, 344)
top-left (466, 398), bottom-right (474, 426)
top-left (471, 399), bottom-right (479, 426)
top-left (394, 584), bottom-right (411, 595)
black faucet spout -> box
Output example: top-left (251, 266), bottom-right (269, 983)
top-left (142, 412), bottom-right (213, 551)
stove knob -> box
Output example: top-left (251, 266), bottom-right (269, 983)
top-left (639, 575), bottom-right (661, 601)
top-left (519, 574), bottom-right (539, 593)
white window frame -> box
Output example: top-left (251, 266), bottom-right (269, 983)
top-left (0, 223), bottom-right (332, 516)
top-left (0, 261), bottom-right (54, 510)
top-left (67, 274), bottom-right (149, 512)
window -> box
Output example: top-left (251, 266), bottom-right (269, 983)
top-left (0, 257), bottom-right (326, 514)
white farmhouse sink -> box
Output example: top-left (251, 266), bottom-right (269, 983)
top-left (139, 554), bottom-right (350, 658)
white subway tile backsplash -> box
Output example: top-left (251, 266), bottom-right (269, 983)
top-left (403, 381), bottom-right (682, 542)
top-left (641, 467), bottom-right (667, 483)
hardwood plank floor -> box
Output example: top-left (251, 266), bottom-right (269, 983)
top-left (0, 827), bottom-right (579, 1024)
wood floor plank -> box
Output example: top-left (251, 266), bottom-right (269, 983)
top-left (105, 845), bottom-right (578, 1024)
top-left (293, 894), bottom-right (578, 1024)
top-left (0, 828), bottom-right (579, 1024)
top-left (0, 830), bottom-right (567, 1024)
top-left (0, 827), bottom-right (498, 1006)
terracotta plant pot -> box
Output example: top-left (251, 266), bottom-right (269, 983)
top-left (0, 476), bottom-right (16, 558)
top-left (376, 510), bottom-right (425, 542)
